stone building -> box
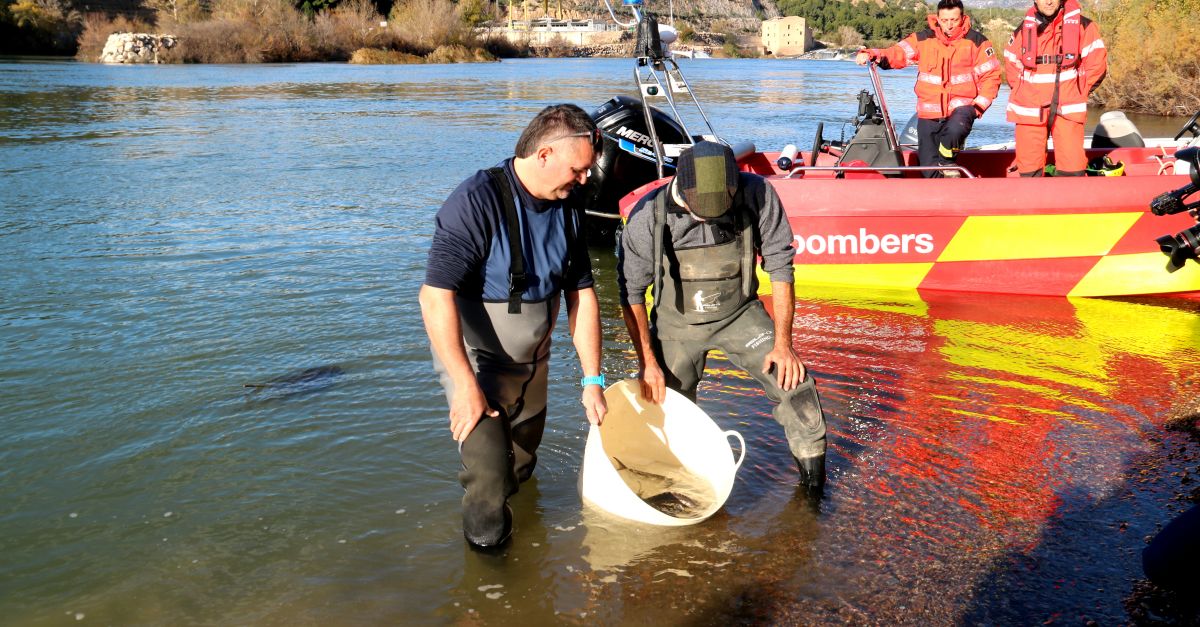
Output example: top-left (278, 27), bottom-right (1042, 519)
top-left (761, 16), bottom-right (813, 56)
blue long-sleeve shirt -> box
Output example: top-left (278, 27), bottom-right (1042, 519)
top-left (425, 158), bottom-right (594, 302)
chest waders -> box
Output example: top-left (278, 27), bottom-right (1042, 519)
top-left (438, 166), bottom-right (576, 548)
top-left (650, 188), bottom-right (757, 337)
top-left (648, 187), bottom-right (828, 498)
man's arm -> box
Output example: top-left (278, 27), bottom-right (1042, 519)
top-left (1080, 21), bottom-right (1107, 94)
top-left (620, 302), bottom-right (666, 404)
top-left (749, 176), bottom-right (805, 390)
top-left (1002, 31), bottom-right (1022, 90)
top-left (419, 285), bottom-right (498, 441)
top-left (856, 33), bottom-right (919, 69)
top-left (762, 281), bottom-right (805, 391)
top-left (974, 37), bottom-right (1002, 114)
top-left (616, 198), bottom-right (665, 403)
top-left (565, 287), bottom-right (608, 426)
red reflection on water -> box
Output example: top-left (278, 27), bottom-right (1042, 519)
top-left (780, 289), bottom-right (1200, 544)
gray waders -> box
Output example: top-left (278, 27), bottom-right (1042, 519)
top-left (434, 297), bottom-right (554, 548)
top-left (433, 166), bottom-right (572, 548)
top-left (649, 188), bottom-right (827, 494)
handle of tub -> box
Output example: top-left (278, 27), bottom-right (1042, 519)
top-left (724, 430), bottom-right (746, 470)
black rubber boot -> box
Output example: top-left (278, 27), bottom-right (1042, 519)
top-left (795, 453), bottom-right (826, 502)
top-left (464, 502), bottom-right (513, 553)
top-left (459, 413), bottom-right (518, 550)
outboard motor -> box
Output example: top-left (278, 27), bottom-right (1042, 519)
top-left (1092, 111), bottom-right (1146, 148)
top-left (898, 112), bottom-right (920, 147)
top-left (838, 90), bottom-right (904, 173)
top-left (582, 96), bottom-right (689, 243)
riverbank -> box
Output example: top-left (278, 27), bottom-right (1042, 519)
top-left (4, 0), bottom-right (1196, 113)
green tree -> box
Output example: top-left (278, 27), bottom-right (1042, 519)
top-left (458, 0), bottom-right (486, 26)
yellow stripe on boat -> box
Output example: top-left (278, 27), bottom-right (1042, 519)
top-left (792, 262), bottom-right (934, 290)
top-left (1068, 253), bottom-right (1200, 297)
top-left (937, 213), bottom-right (1142, 262)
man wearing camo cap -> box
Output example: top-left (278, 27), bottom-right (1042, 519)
top-left (616, 141), bottom-right (828, 500)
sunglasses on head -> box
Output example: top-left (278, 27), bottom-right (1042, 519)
top-left (544, 128), bottom-right (603, 151)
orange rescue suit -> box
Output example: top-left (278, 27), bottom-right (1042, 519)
top-left (1003, 0), bottom-right (1107, 174)
top-left (1003, 0), bottom-right (1107, 126)
top-left (864, 15), bottom-right (1002, 120)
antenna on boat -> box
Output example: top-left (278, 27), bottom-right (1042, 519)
top-left (603, 0), bottom-right (722, 177)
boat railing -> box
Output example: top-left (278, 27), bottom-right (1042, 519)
top-left (781, 164), bottom-right (977, 179)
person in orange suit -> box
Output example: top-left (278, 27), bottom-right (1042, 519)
top-left (1003, 0), bottom-right (1107, 176)
top-left (856, 0), bottom-right (1001, 178)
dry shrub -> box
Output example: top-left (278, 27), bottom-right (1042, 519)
top-left (325, 0), bottom-right (385, 49)
top-left (479, 34), bottom-right (524, 58)
top-left (146, 0), bottom-right (204, 27)
top-left (835, 25), bottom-right (863, 48)
top-left (209, 0), bottom-right (265, 22)
top-left (389, 0), bottom-right (472, 53)
top-left (256, 0), bottom-right (317, 61)
top-left (425, 43), bottom-right (495, 63)
top-left (76, 13), bottom-right (154, 60)
top-left (349, 46), bottom-right (423, 63)
top-left (160, 18), bottom-right (262, 62)
top-left (76, 0), bottom-right (498, 63)
top-left (536, 34), bottom-right (575, 58)
top-left (1091, 0), bottom-right (1200, 115)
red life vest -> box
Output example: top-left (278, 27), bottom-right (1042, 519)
top-left (1019, 0), bottom-right (1082, 70)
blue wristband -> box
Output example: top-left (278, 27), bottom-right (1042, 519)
top-left (580, 374), bottom-right (606, 388)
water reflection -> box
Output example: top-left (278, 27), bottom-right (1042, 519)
top-left (651, 287), bottom-right (1200, 622)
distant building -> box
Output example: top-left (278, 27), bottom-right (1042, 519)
top-left (761, 16), bottom-right (813, 56)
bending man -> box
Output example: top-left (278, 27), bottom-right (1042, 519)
top-left (1004, 0), bottom-right (1106, 176)
top-left (420, 104), bottom-right (608, 549)
top-left (856, 0), bottom-right (1001, 178)
top-left (617, 141), bottom-right (828, 499)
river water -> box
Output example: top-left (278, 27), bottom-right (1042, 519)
top-left (2, 57), bottom-right (1198, 625)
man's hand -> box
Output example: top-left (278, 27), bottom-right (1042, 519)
top-left (639, 362), bottom-right (667, 404)
top-left (449, 381), bottom-right (498, 442)
top-left (762, 344), bottom-right (806, 392)
top-left (582, 385), bottom-right (608, 426)
top-left (855, 49), bottom-right (873, 66)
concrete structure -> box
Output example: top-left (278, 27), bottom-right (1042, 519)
top-left (761, 16), bottom-right (813, 56)
top-left (482, 18), bottom-right (622, 46)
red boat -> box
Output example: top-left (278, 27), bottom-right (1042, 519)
top-left (615, 144), bottom-right (1200, 297)
top-left (584, 44), bottom-right (1200, 298)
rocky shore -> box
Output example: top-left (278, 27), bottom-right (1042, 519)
top-left (98, 33), bottom-right (176, 64)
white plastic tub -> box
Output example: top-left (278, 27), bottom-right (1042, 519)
top-left (579, 379), bottom-right (745, 526)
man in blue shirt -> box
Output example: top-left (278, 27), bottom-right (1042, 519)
top-left (420, 104), bottom-right (608, 549)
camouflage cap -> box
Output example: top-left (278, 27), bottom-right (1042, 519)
top-left (675, 141), bottom-right (738, 219)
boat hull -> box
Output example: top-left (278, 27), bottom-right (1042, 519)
top-left (617, 148), bottom-right (1200, 297)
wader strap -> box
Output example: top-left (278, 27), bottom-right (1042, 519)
top-left (739, 208), bottom-right (755, 300)
top-left (564, 203), bottom-right (578, 277)
top-left (651, 187), bottom-right (669, 310)
top-left (486, 167), bottom-right (526, 314)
